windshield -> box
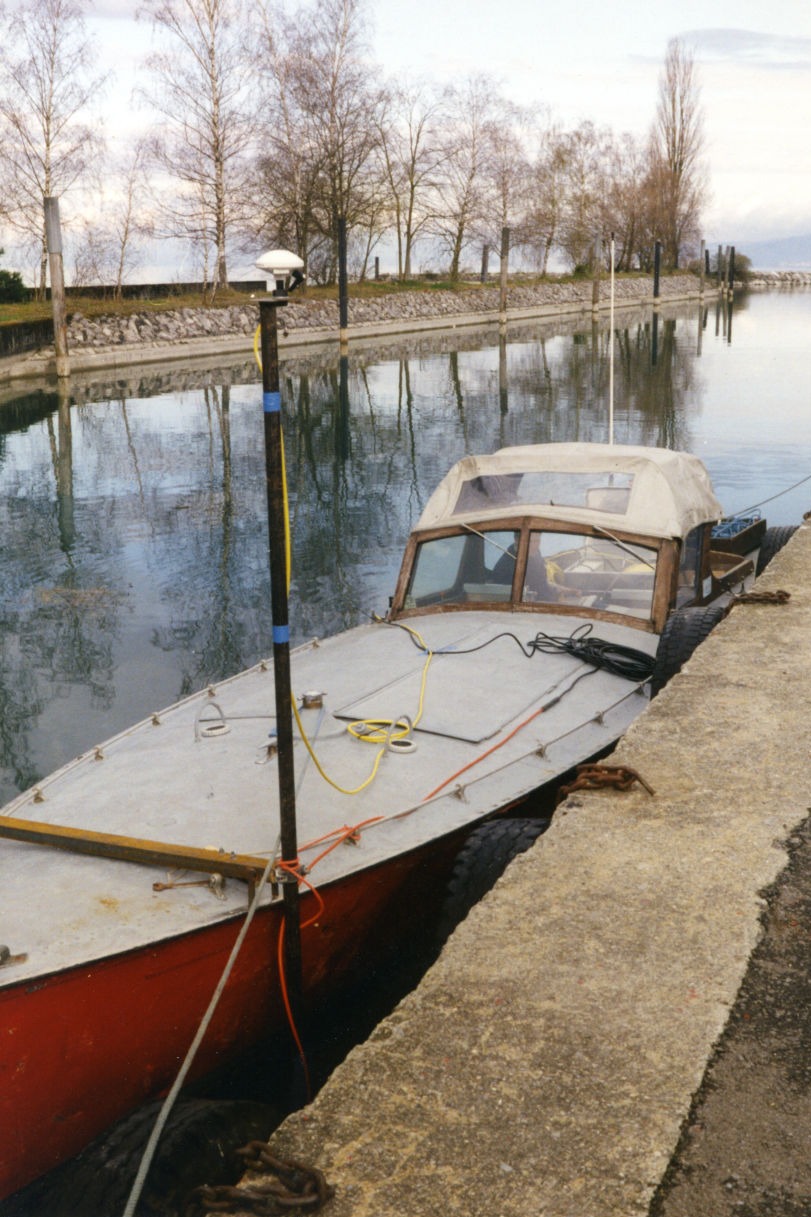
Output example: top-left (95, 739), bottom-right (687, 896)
top-left (403, 526), bottom-right (658, 621)
top-left (528, 530), bottom-right (657, 619)
top-left (405, 529), bottom-right (518, 607)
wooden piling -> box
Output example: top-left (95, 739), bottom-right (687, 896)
top-left (44, 197), bottom-right (70, 379)
top-left (337, 215), bottom-right (348, 348)
top-left (499, 227), bottom-right (510, 326)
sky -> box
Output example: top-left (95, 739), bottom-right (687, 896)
top-left (16, 0), bottom-right (811, 271)
top-left (371, 0), bottom-right (811, 247)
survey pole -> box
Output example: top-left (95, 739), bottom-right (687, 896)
top-left (259, 291), bottom-right (302, 1015)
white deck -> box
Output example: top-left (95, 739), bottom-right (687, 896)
top-left (1, 611), bottom-right (656, 987)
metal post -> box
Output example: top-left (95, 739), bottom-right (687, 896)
top-left (699, 239), bottom-right (706, 296)
top-left (652, 240), bottom-right (661, 305)
top-left (44, 197), bottom-right (70, 379)
top-left (608, 234), bottom-right (615, 445)
top-left (258, 295), bottom-right (303, 1017)
top-left (337, 215), bottom-right (348, 348)
top-left (480, 244), bottom-right (489, 283)
top-left (727, 246), bottom-right (736, 297)
top-left (499, 226), bottom-right (510, 325)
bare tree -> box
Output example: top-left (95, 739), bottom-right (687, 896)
top-left (70, 142), bottom-right (155, 294)
top-left (0, 0), bottom-right (107, 294)
top-left (556, 121), bottom-right (610, 271)
top-left (254, 0), bottom-right (385, 283)
top-left (601, 131), bottom-right (650, 271)
top-left (110, 142), bottom-right (155, 296)
top-left (430, 75), bottom-right (500, 282)
top-left (477, 99), bottom-right (536, 261)
top-left (138, 0), bottom-right (254, 291)
top-left (252, 1), bottom-right (325, 270)
top-left (523, 124), bottom-right (568, 274)
top-left (375, 79), bottom-right (443, 279)
top-left (649, 38), bottom-right (707, 268)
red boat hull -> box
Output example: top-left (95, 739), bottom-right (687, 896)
top-left (0, 833), bottom-right (463, 1201)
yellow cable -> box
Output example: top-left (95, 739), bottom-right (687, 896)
top-left (291, 694), bottom-right (386, 795)
top-left (346, 640), bottom-right (432, 744)
top-left (290, 622), bottom-right (434, 795)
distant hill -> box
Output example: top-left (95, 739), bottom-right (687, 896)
top-left (742, 234), bottom-right (811, 271)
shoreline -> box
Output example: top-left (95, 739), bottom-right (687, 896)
top-left (1, 275), bottom-right (705, 385)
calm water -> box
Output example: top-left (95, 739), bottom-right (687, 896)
top-left (1, 290), bottom-right (810, 803)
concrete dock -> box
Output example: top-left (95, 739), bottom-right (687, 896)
top-left (243, 525), bottom-right (811, 1216)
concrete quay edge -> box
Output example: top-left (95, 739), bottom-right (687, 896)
top-left (249, 526), bottom-right (811, 1217)
top-left (0, 286), bottom-right (703, 384)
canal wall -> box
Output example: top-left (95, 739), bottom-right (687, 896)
top-left (242, 526), bottom-right (811, 1217)
top-left (0, 274), bottom-right (702, 383)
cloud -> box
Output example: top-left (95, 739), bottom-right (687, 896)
top-left (683, 28), bottom-right (811, 69)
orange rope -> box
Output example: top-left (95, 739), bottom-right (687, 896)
top-left (274, 857), bottom-right (324, 1101)
top-left (422, 703), bottom-right (549, 801)
top-left (272, 817), bottom-right (381, 1097)
top-left (301, 816), bottom-right (385, 869)
top-left (276, 917), bottom-right (311, 1097)
top-left (422, 668), bottom-right (598, 802)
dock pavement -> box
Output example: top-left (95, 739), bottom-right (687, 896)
top-left (240, 523), bottom-right (811, 1216)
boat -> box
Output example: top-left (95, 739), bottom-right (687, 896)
top-left (0, 441), bottom-right (780, 1204)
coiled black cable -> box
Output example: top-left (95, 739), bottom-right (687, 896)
top-left (526, 623), bottom-right (655, 682)
top-left (386, 617), bottom-right (654, 683)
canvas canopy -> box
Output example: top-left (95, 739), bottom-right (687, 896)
top-left (415, 443), bottom-right (723, 540)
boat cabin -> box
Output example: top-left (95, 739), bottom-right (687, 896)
top-left (389, 443), bottom-right (763, 634)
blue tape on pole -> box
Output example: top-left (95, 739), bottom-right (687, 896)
top-left (263, 391), bottom-right (281, 413)
top-left (273, 624), bottom-right (290, 645)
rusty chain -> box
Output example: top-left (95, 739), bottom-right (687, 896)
top-left (732, 588), bottom-right (791, 605)
top-left (184, 1143), bottom-right (334, 1217)
top-left (557, 763), bottom-right (655, 803)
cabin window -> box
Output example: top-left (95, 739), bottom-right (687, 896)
top-left (404, 529), bottom-right (517, 607)
top-left (523, 530), bottom-right (658, 620)
top-left (676, 527), bottom-right (703, 607)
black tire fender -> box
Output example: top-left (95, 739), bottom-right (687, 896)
top-left (650, 604), bottom-right (726, 697)
top-left (755, 525), bottom-right (798, 576)
top-left (436, 816), bottom-right (551, 948)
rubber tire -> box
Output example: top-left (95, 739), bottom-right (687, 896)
top-left (436, 816), bottom-right (551, 948)
top-left (756, 525), bottom-right (798, 576)
top-left (650, 604), bottom-right (726, 698)
top-left (8, 1098), bottom-right (282, 1217)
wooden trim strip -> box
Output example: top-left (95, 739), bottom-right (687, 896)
top-left (0, 815), bottom-right (268, 892)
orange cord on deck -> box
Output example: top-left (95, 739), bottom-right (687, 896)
top-left (421, 668), bottom-right (597, 802)
top-left (300, 816), bottom-right (385, 868)
top-left (421, 703), bottom-right (551, 801)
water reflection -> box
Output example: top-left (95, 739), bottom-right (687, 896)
top-left (0, 293), bottom-right (808, 802)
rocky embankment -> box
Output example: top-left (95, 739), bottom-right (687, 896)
top-left (747, 270), bottom-right (811, 288)
top-left (65, 275), bottom-right (699, 353)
